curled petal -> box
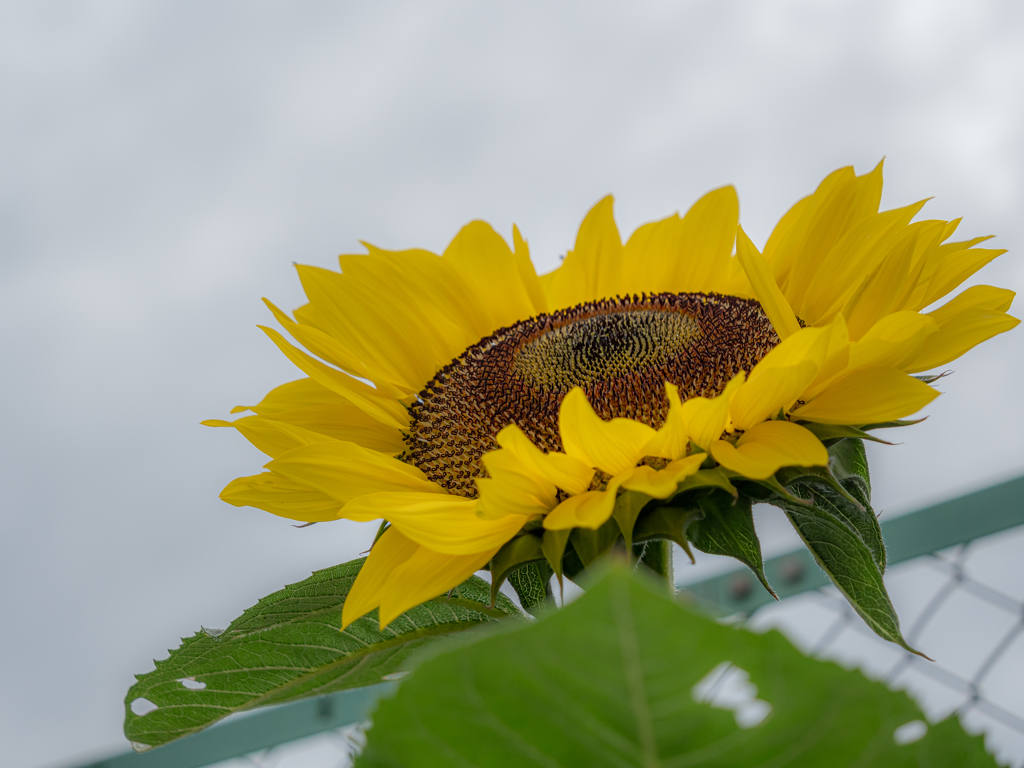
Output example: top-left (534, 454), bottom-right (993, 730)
top-left (496, 424), bottom-right (595, 495)
top-left (710, 421), bottom-right (828, 479)
top-left (559, 388), bottom-right (657, 476)
top-left (621, 454), bottom-right (706, 499)
top-left (543, 479), bottom-right (624, 531)
top-left (680, 373), bottom-right (744, 450)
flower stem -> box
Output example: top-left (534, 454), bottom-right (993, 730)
top-left (634, 540), bottom-right (674, 592)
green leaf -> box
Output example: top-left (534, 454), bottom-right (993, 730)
top-left (612, 490), bottom-right (652, 549)
top-left (124, 559), bottom-right (520, 749)
top-left (541, 528), bottom-right (571, 583)
top-left (507, 562), bottom-right (554, 616)
top-left (569, 517), bottom-right (623, 567)
top-left (632, 504), bottom-right (702, 562)
top-left (689, 491), bottom-right (775, 599)
top-left (779, 498), bottom-right (917, 654)
top-left (357, 566), bottom-right (994, 767)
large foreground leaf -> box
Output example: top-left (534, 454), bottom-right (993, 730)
top-left (357, 565), bottom-right (995, 768)
top-left (125, 558), bottom-right (519, 749)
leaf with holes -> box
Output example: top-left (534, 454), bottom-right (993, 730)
top-left (124, 558), bottom-right (520, 749)
top-left (356, 565), bottom-right (996, 768)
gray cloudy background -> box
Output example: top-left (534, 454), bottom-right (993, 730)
top-left (2, 2), bottom-right (1023, 767)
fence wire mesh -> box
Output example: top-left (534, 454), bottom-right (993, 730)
top-left (746, 524), bottom-right (1024, 767)
top-left (194, 522), bottom-right (1024, 768)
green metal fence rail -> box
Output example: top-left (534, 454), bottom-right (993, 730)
top-left (69, 475), bottom-right (1024, 768)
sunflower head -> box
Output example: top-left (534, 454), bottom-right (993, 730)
top-left (406, 291), bottom-right (779, 497)
top-left (208, 162), bottom-right (1017, 651)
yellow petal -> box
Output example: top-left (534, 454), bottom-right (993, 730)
top-left (841, 229), bottom-right (915, 340)
top-left (495, 424), bottom-right (595, 496)
top-left (260, 326), bottom-right (409, 429)
top-left (729, 361), bottom-right (818, 431)
top-left (735, 225), bottom-right (800, 339)
top-left (543, 483), bottom-right (621, 531)
top-left (476, 448), bottom-right (559, 519)
top-left (782, 164), bottom-right (883, 312)
top-left (340, 492), bottom-right (527, 555)
top-left (906, 308), bottom-right (1020, 372)
top-left (263, 298), bottom-right (376, 383)
top-left (729, 324), bottom-right (836, 430)
top-left (618, 213), bottom-right (688, 297)
top-left (899, 235), bottom-right (995, 311)
top-left (542, 196), bottom-right (624, 309)
top-left (267, 441), bottom-right (441, 506)
top-left (845, 311), bottom-right (939, 372)
top-left (342, 527), bottom-right (419, 629)
top-left (254, 404), bottom-right (405, 455)
top-left (621, 454), bottom-right (705, 498)
top-left (231, 377), bottom-right (347, 415)
top-left (443, 220), bottom-right (543, 330)
top-left (512, 224), bottom-right (549, 314)
top-left (710, 421), bottom-right (828, 479)
top-left (641, 383), bottom-right (689, 460)
top-left (379, 545), bottom-right (498, 628)
top-left (295, 265), bottom-right (442, 390)
top-left (219, 472), bottom-right (342, 522)
top-left (476, 477), bottom-right (555, 520)
top-left (558, 388), bottom-right (657, 476)
top-left (202, 415), bottom-right (336, 459)
top-left (673, 185), bottom-right (740, 293)
top-left (798, 201), bottom-right (926, 324)
top-left (680, 373), bottom-right (745, 450)
top-left (357, 245), bottom-right (491, 346)
top-left (791, 368), bottom-right (938, 425)
top-left (918, 248), bottom-right (1007, 309)
top-left (927, 285), bottom-right (1016, 323)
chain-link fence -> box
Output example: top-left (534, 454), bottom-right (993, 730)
top-left (78, 476), bottom-right (1024, 768)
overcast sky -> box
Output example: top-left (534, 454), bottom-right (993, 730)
top-left (2, 2), bottom-right (1023, 767)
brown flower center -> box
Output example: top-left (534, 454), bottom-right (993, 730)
top-left (404, 292), bottom-right (779, 496)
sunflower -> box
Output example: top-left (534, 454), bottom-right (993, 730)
top-left (207, 162), bottom-right (1017, 633)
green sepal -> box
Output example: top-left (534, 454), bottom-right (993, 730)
top-left (632, 504), bottom-right (703, 563)
top-left (736, 472), bottom-right (811, 506)
top-left (828, 436), bottom-right (872, 501)
top-left (670, 467), bottom-right (738, 500)
top-left (860, 416), bottom-right (928, 431)
top-left (798, 421), bottom-right (894, 445)
top-left (569, 517), bottom-right (623, 568)
top-left (507, 562), bottom-right (554, 616)
top-left (633, 539), bottom-right (674, 587)
top-left (689, 491), bottom-right (776, 600)
top-left (915, 370), bottom-right (951, 384)
top-left (489, 533), bottom-right (546, 607)
top-left (541, 528), bottom-right (572, 587)
top-left (560, 545), bottom-right (585, 583)
top-left (611, 490), bottom-right (653, 549)
top-left (776, 464), bottom-right (867, 512)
